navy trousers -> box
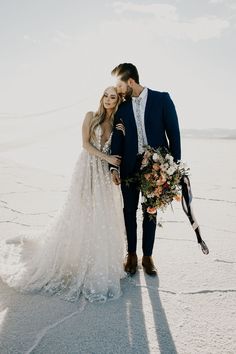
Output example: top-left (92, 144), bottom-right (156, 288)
top-left (121, 156), bottom-right (157, 256)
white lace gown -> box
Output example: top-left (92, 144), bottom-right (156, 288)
top-left (0, 125), bottom-right (127, 303)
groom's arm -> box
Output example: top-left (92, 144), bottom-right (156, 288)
top-left (162, 92), bottom-right (181, 162)
top-left (109, 114), bottom-right (125, 172)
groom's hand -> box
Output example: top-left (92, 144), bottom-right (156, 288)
top-left (111, 170), bottom-right (121, 185)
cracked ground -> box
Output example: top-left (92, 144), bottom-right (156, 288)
top-left (0, 152), bottom-right (236, 354)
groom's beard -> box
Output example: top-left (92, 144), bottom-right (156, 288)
top-left (124, 86), bottom-right (133, 100)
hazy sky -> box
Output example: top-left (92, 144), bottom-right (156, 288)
top-left (0, 0), bottom-right (235, 129)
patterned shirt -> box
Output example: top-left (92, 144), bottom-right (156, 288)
top-left (132, 87), bottom-right (148, 154)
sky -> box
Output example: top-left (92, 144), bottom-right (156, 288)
top-left (0, 0), bottom-right (236, 129)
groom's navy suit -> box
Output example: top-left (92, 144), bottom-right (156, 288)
top-left (110, 88), bottom-right (181, 256)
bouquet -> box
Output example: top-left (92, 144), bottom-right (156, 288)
top-left (124, 146), bottom-right (210, 255)
top-left (127, 146), bottom-right (189, 216)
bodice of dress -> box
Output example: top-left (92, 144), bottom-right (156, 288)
top-left (91, 125), bottom-right (113, 154)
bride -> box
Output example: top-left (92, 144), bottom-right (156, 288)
top-left (0, 86), bottom-right (127, 303)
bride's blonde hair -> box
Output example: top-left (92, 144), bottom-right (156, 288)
top-left (89, 86), bottom-right (121, 140)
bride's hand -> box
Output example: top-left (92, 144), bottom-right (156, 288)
top-left (106, 155), bottom-right (122, 167)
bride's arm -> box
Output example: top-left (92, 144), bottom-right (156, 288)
top-left (82, 112), bottom-right (121, 167)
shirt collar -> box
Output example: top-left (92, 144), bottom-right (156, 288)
top-left (132, 87), bottom-right (148, 101)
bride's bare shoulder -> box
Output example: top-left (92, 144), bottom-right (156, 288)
top-left (83, 111), bottom-right (95, 124)
top-left (84, 111), bottom-right (95, 123)
top-left (86, 111), bottom-right (95, 118)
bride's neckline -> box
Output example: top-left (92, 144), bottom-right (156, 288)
top-left (98, 125), bottom-right (112, 150)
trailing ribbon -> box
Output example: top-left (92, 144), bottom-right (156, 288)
top-left (180, 175), bottom-right (209, 255)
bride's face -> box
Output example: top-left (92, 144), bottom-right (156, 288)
top-left (103, 87), bottom-right (118, 110)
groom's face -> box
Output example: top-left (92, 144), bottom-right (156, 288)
top-left (116, 78), bottom-right (133, 99)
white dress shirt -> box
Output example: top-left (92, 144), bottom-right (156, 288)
top-left (132, 87), bottom-right (148, 154)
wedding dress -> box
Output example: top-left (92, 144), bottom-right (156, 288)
top-left (0, 125), bottom-right (127, 303)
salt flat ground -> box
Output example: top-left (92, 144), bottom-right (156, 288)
top-left (0, 134), bottom-right (235, 354)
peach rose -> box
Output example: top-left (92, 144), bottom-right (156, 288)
top-left (157, 174), bottom-right (166, 185)
top-left (144, 173), bottom-right (152, 180)
top-left (152, 163), bottom-right (160, 171)
top-left (154, 186), bottom-right (162, 196)
top-left (147, 207), bottom-right (157, 214)
top-left (174, 194), bottom-right (182, 202)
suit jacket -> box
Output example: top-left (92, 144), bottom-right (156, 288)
top-left (110, 88), bottom-right (181, 179)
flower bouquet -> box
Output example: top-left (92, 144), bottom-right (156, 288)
top-left (124, 146), bottom-right (209, 254)
top-left (138, 145), bottom-right (189, 216)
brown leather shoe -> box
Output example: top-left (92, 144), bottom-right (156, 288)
top-left (124, 252), bottom-right (138, 275)
top-left (142, 256), bottom-right (157, 276)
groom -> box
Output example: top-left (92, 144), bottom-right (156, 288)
top-left (110, 63), bottom-right (181, 276)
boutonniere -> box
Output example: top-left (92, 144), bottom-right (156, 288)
top-left (115, 118), bottom-right (125, 136)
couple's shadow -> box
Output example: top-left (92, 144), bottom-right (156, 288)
top-left (118, 269), bottom-right (177, 353)
top-left (0, 269), bottom-right (177, 354)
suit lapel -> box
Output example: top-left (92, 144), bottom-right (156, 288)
top-left (127, 99), bottom-right (137, 133)
top-left (126, 99), bottom-right (138, 153)
top-left (144, 89), bottom-right (153, 144)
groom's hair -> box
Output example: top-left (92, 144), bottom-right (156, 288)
top-left (111, 63), bottom-right (140, 84)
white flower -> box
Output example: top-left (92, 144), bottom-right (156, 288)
top-left (167, 166), bottom-right (176, 175)
top-left (164, 163), bottom-right (169, 170)
top-left (152, 153), bottom-right (158, 162)
top-left (142, 196), bottom-right (147, 203)
top-left (159, 156), bottom-right (164, 164)
top-left (179, 162), bottom-right (187, 170)
top-left (166, 154), bottom-right (171, 160)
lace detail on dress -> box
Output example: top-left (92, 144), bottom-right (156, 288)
top-left (91, 125), bottom-right (113, 153)
top-left (0, 124), bottom-right (126, 303)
